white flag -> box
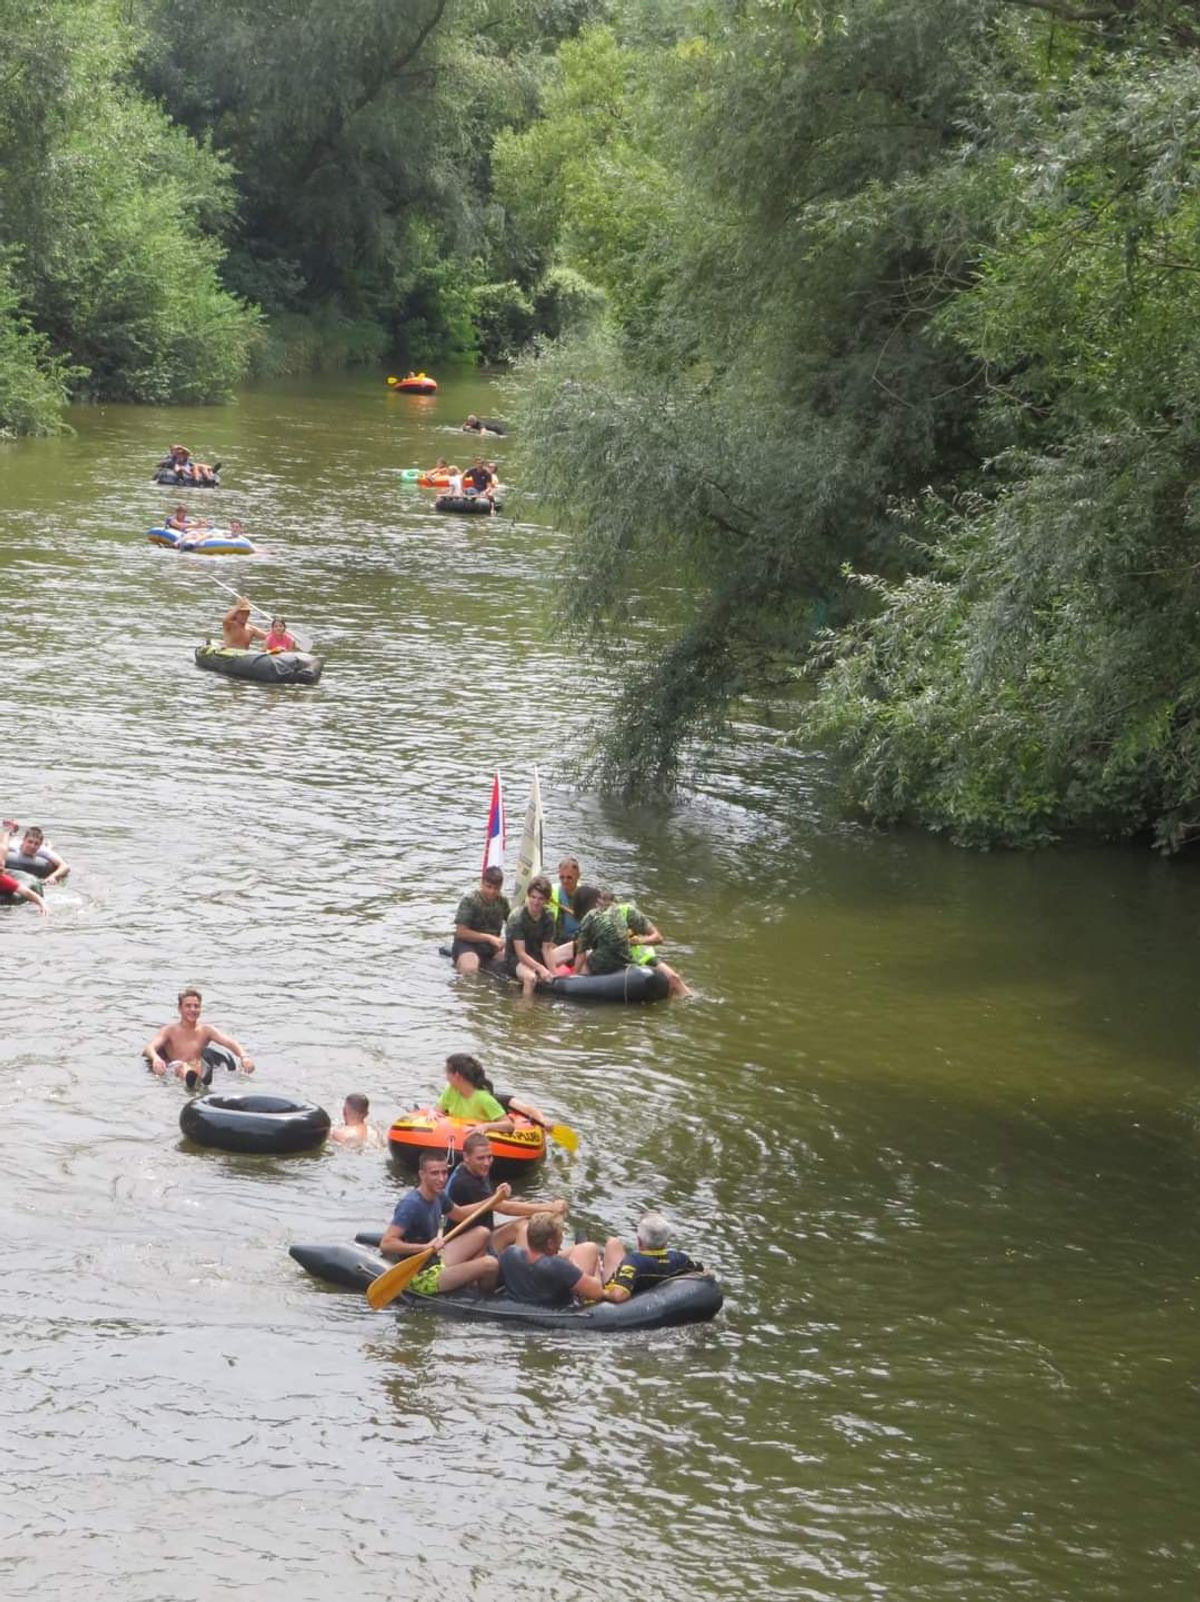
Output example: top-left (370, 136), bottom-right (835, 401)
top-left (513, 767), bottom-right (544, 903)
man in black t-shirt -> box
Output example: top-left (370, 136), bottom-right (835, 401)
top-left (498, 1212), bottom-right (613, 1308)
top-left (504, 874), bottom-right (561, 995)
top-left (446, 1130), bottom-right (568, 1250)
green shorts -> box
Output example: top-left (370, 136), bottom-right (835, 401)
top-left (408, 1259), bottom-right (444, 1296)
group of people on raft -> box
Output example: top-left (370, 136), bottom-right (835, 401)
top-left (425, 455), bottom-right (501, 505)
top-left (139, 985), bottom-right (703, 1314)
top-left (379, 1054), bottom-right (703, 1309)
top-left (0, 817), bottom-right (70, 916)
top-left (451, 855), bottom-right (692, 998)
top-left (217, 596), bottom-right (297, 652)
top-left (154, 445), bottom-right (220, 486)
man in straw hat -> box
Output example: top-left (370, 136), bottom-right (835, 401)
top-left (222, 597), bottom-right (268, 649)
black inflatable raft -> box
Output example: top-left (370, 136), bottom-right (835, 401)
top-left (288, 1241), bottom-right (722, 1331)
top-left (182, 1093), bottom-right (330, 1154)
top-left (195, 644), bottom-right (324, 685)
top-left (434, 493), bottom-right (495, 515)
top-left (0, 867), bottom-right (45, 905)
top-left (153, 469), bottom-right (220, 487)
top-left (439, 946), bottom-right (669, 1003)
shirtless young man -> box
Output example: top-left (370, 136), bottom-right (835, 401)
top-left (143, 988), bottom-right (256, 1088)
top-left (329, 1093), bottom-right (383, 1149)
top-left (222, 599), bottom-right (268, 649)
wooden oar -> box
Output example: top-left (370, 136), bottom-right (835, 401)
top-left (365, 1192), bottom-right (496, 1310)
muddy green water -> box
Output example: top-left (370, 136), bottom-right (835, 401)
top-left (1, 374), bottom-right (1197, 1601)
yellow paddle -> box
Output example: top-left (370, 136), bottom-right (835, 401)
top-left (544, 1120), bottom-right (579, 1152)
top-left (365, 1192), bottom-right (496, 1310)
top-left (386, 374), bottom-right (400, 387)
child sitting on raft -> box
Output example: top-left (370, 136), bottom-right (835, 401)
top-left (264, 617), bottom-right (297, 652)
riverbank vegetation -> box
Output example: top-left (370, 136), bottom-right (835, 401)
top-left (501, 0), bottom-right (1200, 851)
top-left (4, 0), bottom-right (1200, 849)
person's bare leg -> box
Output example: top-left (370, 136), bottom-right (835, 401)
top-left (566, 1241), bottom-right (600, 1275)
top-left (657, 961), bottom-right (692, 998)
top-left (455, 951), bottom-right (482, 975)
top-left (602, 1237), bottom-right (627, 1281)
top-left (439, 1255), bottom-right (500, 1294)
top-left (441, 1226), bottom-right (490, 1266)
top-left (516, 959), bottom-right (539, 996)
top-left (491, 1221), bottom-right (521, 1252)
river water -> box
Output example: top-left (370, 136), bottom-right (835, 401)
top-left (1, 374), bottom-right (1197, 1601)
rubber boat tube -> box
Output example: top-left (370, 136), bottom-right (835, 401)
top-left (181, 1093), bottom-right (330, 1154)
top-left (195, 645), bottom-right (324, 686)
top-left (4, 849), bottom-right (53, 880)
top-left (434, 494), bottom-right (494, 515)
top-left (288, 1241), bottom-right (723, 1330)
top-left (153, 470), bottom-right (220, 488)
top-left (542, 965), bottom-right (670, 1003)
top-left (0, 867), bottom-right (45, 904)
top-left (391, 376), bottom-right (438, 394)
top-left (148, 527), bottom-right (255, 556)
top-left (437, 945), bottom-right (666, 1002)
top-left (387, 1107), bottom-right (545, 1178)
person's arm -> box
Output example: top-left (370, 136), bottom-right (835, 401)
top-left (455, 920), bottom-right (505, 953)
top-left (247, 624), bottom-right (268, 642)
top-left (380, 1223), bottom-right (438, 1258)
top-left (42, 848), bottom-right (69, 885)
top-left (465, 1093), bottom-right (513, 1134)
top-left (447, 1182), bottom-right (511, 1223)
top-left (574, 1270), bottom-right (612, 1301)
top-left (495, 1195), bottom-right (566, 1220)
top-left (144, 1025), bottom-right (172, 1074)
top-left (202, 1024), bottom-right (255, 1072)
top-left (632, 920), bottom-right (662, 946)
top-left (17, 883), bottom-right (48, 916)
top-left (512, 937), bottom-right (555, 984)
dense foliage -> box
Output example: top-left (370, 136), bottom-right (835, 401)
top-left (6, 0), bottom-right (1200, 849)
top-left (502, 0), bottom-right (1200, 849)
top-left (0, 0), bottom-right (259, 417)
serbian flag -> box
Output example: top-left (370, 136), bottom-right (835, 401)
top-left (482, 771), bottom-right (506, 873)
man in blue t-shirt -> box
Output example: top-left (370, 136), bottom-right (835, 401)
top-left (498, 1212), bottom-right (613, 1308)
top-left (379, 1150), bottom-right (509, 1296)
top-left (599, 1211), bottom-right (704, 1302)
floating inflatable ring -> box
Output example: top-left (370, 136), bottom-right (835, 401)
top-left (180, 1093), bottom-right (330, 1155)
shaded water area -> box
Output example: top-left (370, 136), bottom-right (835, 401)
top-left (2, 373), bottom-right (1198, 1600)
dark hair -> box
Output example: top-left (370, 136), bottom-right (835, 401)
top-left (462, 1129), bottom-right (493, 1155)
top-left (344, 1093), bottom-right (369, 1118)
top-left (527, 874), bottom-right (552, 899)
top-left (23, 826), bottom-right (44, 844)
top-left (445, 1053), bottom-right (494, 1094)
top-left (481, 865), bottom-right (504, 887)
top-left (418, 1149), bottom-right (449, 1171)
top-left (573, 883), bottom-right (603, 919)
top-left (178, 987), bottom-right (202, 1005)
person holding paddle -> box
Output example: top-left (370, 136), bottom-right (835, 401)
top-left (222, 598), bottom-right (268, 649)
top-left (379, 1151), bottom-right (508, 1297)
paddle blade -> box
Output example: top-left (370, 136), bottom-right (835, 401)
top-left (366, 1249), bottom-right (431, 1309)
top-left (386, 374), bottom-right (399, 387)
top-left (549, 1123), bottom-right (579, 1152)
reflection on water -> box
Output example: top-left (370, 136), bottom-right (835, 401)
top-left (1, 375), bottom-right (1198, 1600)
